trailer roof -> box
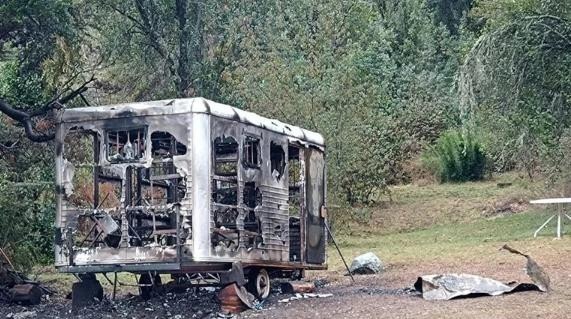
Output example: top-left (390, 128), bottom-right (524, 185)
top-left (61, 97), bottom-right (325, 146)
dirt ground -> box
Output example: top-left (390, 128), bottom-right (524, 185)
top-left (1, 241), bottom-right (569, 319)
top-left (242, 243), bottom-right (571, 319)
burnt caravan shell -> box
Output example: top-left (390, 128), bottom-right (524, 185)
top-left (53, 98), bottom-right (327, 283)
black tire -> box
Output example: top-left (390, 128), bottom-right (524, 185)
top-left (247, 268), bottom-right (271, 300)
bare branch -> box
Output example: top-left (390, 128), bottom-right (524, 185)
top-left (101, 0), bottom-right (146, 30)
top-left (30, 76), bottom-right (95, 117)
top-left (0, 76), bottom-right (95, 142)
top-left (0, 98), bottom-right (55, 142)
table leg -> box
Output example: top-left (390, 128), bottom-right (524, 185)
top-left (534, 214), bottom-right (556, 238)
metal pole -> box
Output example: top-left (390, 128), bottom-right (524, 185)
top-left (324, 222), bottom-right (355, 283)
top-left (113, 272), bottom-right (118, 300)
top-left (534, 215), bottom-right (555, 238)
top-left (557, 213), bottom-right (561, 238)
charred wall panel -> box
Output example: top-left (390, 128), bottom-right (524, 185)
top-left (210, 117), bottom-right (290, 263)
top-left (305, 149), bottom-right (326, 264)
top-left (54, 113), bottom-right (193, 268)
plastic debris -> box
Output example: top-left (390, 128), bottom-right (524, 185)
top-left (415, 245), bottom-right (549, 300)
top-left (278, 293), bottom-right (333, 303)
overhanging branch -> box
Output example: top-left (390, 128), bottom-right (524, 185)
top-left (0, 77), bottom-right (95, 142)
top-left (0, 99), bottom-right (54, 142)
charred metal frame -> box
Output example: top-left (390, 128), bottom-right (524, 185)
top-left (54, 98), bottom-right (327, 277)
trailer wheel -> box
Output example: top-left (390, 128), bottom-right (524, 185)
top-left (247, 268), bottom-right (270, 300)
top-left (139, 273), bottom-right (162, 301)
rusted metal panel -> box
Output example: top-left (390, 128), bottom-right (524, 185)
top-left (218, 283), bottom-right (254, 313)
top-left (281, 281), bottom-right (316, 294)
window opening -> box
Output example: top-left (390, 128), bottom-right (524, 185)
top-left (64, 128), bottom-right (97, 209)
top-left (107, 127), bottom-right (146, 162)
top-left (212, 180), bottom-right (238, 206)
top-left (270, 141), bottom-right (286, 180)
top-left (288, 145), bottom-right (301, 217)
top-left (243, 136), bottom-right (260, 168)
top-left (214, 136), bottom-right (238, 176)
top-left (64, 128), bottom-right (95, 165)
top-left (150, 131), bottom-right (187, 159)
top-left (243, 182), bottom-right (261, 233)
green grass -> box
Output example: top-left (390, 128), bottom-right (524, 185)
top-left (330, 172), bottom-right (548, 235)
top-left (327, 173), bottom-right (564, 270)
top-left (330, 210), bottom-right (560, 269)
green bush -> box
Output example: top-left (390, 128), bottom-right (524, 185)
top-left (422, 129), bottom-right (486, 182)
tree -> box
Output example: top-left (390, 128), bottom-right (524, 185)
top-left (0, 0), bottom-right (95, 141)
top-left (85, 0), bottom-right (236, 102)
top-left (221, 0), bottom-right (408, 203)
top-left (0, 0), bottom-right (94, 268)
top-left (458, 0), bottom-right (571, 176)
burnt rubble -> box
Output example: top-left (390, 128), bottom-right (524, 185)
top-left (0, 256), bottom-right (48, 306)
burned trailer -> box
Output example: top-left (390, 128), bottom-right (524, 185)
top-left (54, 97), bottom-right (327, 300)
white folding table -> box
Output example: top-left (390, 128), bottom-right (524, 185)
top-left (530, 197), bottom-right (571, 238)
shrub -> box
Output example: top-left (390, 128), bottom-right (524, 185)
top-left (422, 129), bottom-right (486, 182)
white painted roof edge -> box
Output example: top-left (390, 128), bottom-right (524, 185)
top-left (61, 97), bottom-right (325, 146)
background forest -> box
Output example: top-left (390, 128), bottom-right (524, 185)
top-left (0, 0), bottom-right (570, 270)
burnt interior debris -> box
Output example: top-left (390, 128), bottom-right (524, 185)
top-left (107, 127), bottom-right (146, 162)
top-left (214, 136), bottom-right (238, 176)
top-left (243, 136), bottom-right (260, 168)
top-left (270, 142), bottom-right (285, 181)
top-left (61, 125), bottom-right (187, 254)
top-left (287, 145), bottom-right (302, 261)
top-left (151, 131), bottom-right (187, 158)
top-left (55, 99), bottom-right (326, 275)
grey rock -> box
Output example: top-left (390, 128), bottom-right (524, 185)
top-left (349, 252), bottom-right (383, 275)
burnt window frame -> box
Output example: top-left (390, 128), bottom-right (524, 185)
top-left (213, 136), bottom-right (239, 177)
top-left (242, 135), bottom-right (261, 169)
top-left (105, 126), bottom-right (148, 163)
top-left (150, 131), bottom-right (188, 159)
top-left (270, 141), bottom-right (286, 181)
top-left (212, 179), bottom-right (238, 206)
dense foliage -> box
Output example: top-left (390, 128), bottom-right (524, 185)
top-left (422, 129), bottom-right (486, 182)
top-left (459, 0), bottom-right (571, 178)
top-left (0, 0), bottom-right (569, 267)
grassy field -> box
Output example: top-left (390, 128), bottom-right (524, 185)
top-left (327, 173), bottom-right (566, 270)
top-left (329, 212), bottom-right (570, 269)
